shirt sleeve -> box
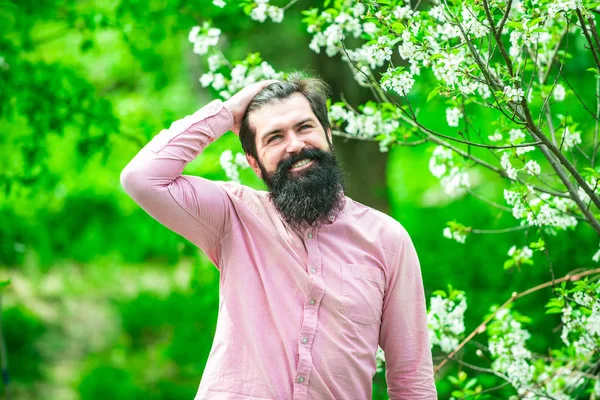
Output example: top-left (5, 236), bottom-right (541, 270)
top-left (379, 226), bottom-right (438, 399)
top-left (119, 99), bottom-right (236, 265)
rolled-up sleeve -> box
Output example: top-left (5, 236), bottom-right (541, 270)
top-left (120, 100), bottom-right (236, 264)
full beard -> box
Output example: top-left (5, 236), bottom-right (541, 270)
top-left (258, 147), bottom-right (346, 232)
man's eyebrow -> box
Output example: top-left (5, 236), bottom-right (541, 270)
top-left (260, 118), bottom-right (316, 141)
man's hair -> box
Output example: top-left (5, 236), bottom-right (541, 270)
top-left (239, 72), bottom-right (332, 159)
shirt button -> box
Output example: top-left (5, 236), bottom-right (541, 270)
top-left (297, 375), bottom-right (305, 384)
top-left (328, 215), bottom-right (335, 222)
top-left (309, 298), bottom-right (316, 305)
top-left (307, 232), bottom-right (313, 239)
top-left (310, 266), bottom-right (317, 274)
top-left (302, 336), bottom-right (309, 344)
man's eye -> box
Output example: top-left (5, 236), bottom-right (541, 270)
top-left (300, 125), bottom-right (312, 130)
top-left (267, 135), bottom-right (281, 143)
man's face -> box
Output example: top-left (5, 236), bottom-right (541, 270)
top-left (246, 93), bottom-right (332, 177)
top-left (245, 93), bottom-right (345, 231)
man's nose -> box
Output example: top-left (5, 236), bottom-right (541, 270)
top-left (285, 133), bottom-right (305, 153)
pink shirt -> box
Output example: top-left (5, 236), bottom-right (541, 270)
top-left (120, 100), bottom-right (437, 400)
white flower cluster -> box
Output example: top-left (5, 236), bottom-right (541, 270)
top-left (507, 245), bottom-right (533, 264)
top-left (528, 364), bottom-right (587, 399)
top-left (428, 292), bottom-right (467, 353)
top-left (488, 308), bottom-right (535, 388)
top-left (500, 149), bottom-right (539, 179)
top-left (328, 103), bottom-right (400, 152)
top-left (344, 43), bottom-right (387, 71)
top-left (547, 0), bottom-right (583, 19)
top-left (212, 0), bottom-right (226, 8)
top-left (503, 85), bottom-right (525, 102)
top-left (504, 187), bottom-right (578, 230)
top-left (443, 226), bottom-right (467, 244)
top-left (561, 290), bottom-right (600, 357)
top-left (188, 22), bottom-right (221, 56)
top-left (506, 128), bottom-right (535, 155)
top-left (429, 146), bottom-right (470, 195)
top-left (561, 126), bottom-right (581, 151)
top-left (500, 153), bottom-right (518, 180)
top-left (553, 84), bottom-right (566, 102)
top-left (445, 107), bottom-right (463, 127)
top-left (249, 0), bottom-right (284, 23)
top-left (431, 49), bottom-right (479, 94)
top-left (459, 5), bottom-right (489, 39)
top-left (220, 150), bottom-right (250, 182)
top-left (199, 61), bottom-right (282, 100)
top-left (307, 4), bottom-right (367, 57)
top-left (523, 160), bottom-right (541, 176)
top-left (381, 67), bottom-right (416, 96)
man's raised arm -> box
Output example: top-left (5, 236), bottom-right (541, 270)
top-left (120, 80), bottom-right (277, 260)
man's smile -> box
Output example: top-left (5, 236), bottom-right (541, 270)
top-left (289, 158), bottom-right (315, 172)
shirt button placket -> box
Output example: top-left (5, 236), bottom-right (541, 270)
top-left (293, 229), bottom-right (324, 400)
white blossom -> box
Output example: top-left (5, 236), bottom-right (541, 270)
top-left (553, 84), bottom-right (566, 102)
top-left (220, 150), bottom-right (250, 182)
top-left (208, 54), bottom-right (226, 71)
top-left (509, 128), bottom-right (526, 144)
top-left (489, 132), bottom-right (503, 141)
top-left (523, 160), bottom-right (541, 176)
top-left (381, 68), bottom-right (415, 96)
top-left (189, 23), bottom-right (221, 55)
top-left (501, 153), bottom-right (518, 180)
top-left (212, 0), bottom-right (226, 7)
top-left (362, 22), bottom-right (378, 35)
top-left (199, 73), bottom-right (214, 87)
top-left (561, 126), bottom-right (581, 151)
top-left (250, 3), bottom-right (268, 22)
top-left (488, 308), bottom-right (535, 388)
top-left (267, 6), bottom-right (284, 23)
top-left (504, 85), bottom-right (525, 102)
top-left (443, 226), bottom-right (467, 244)
top-left (428, 293), bottom-right (467, 353)
top-left (547, 0), bottom-right (583, 18)
top-left (445, 107), bottom-right (463, 127)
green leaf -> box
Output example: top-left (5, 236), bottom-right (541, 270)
top-left (545, 307), bottom-right (563, 314)
top-left (506, 21), bottom-right (523, 30)
top-left (528, 17), bottom-right (544, 27)
top-left (503, 259), bottom-right (515, 270)
top-left (465, 378), bottom-right (477, 390)
top-left (427, 87), bottom-right (440, 103)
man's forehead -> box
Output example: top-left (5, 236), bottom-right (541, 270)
top-left (250, 94), bottom-right (317, 133)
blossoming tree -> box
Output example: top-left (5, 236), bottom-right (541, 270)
top-left (188, 0), bottom-right (600, 397)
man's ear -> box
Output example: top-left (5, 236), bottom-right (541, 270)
top-left (326, 128), bottom-right (334, 149)
top-left (246, 154), bottom-right (263, 179)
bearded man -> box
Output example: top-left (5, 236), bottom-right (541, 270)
top-left (120, 74), bottom-right (437, 400)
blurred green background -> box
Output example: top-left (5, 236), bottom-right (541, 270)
top-left (0, 1), bottom-right (597, 399)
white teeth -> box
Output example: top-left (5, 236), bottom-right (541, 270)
top-left (291, 159), bottom-right (311, 169)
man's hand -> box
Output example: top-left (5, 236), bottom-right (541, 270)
top-left (224, 80), bottom-right (279, 135)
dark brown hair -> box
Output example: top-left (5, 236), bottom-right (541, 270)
top-left (238, 72), bottom-right (332, 159)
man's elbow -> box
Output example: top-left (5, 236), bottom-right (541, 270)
top-left (120, 162), bottom-right (141, 197)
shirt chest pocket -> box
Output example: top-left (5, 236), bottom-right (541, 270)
top-left (338, 263), bottom-right (385, 325)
